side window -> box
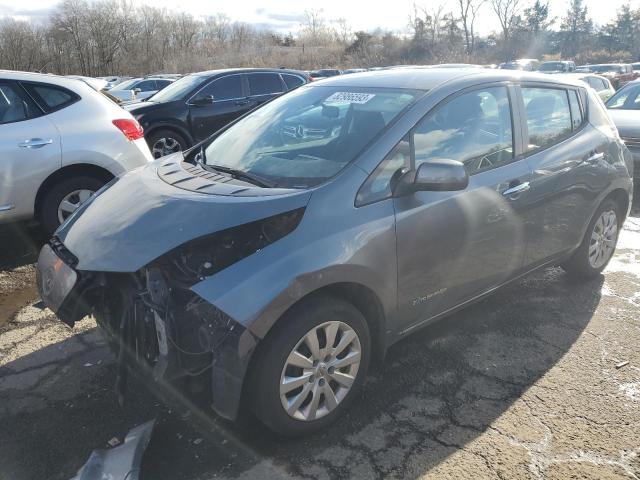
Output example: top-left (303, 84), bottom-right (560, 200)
top-left (156, 79), bottom-right (172, 89)
top-left (587, 77), bottom-right (603, 91)
top-left (282, 74), bottom-right (305, 90)
top-left (356, 137), bottom-right (410, 206)
top-left (568, 90), bottom-right (583, 130)
top-left (195, 75), bottom-right (243, 102)
top-left (522, 87), bottom-right (572, 152)
top-left (26, 83), bottom-right (77, 112)
top-left (136, 80), bottom-right (157, 92)
top-left (248, 73), bottom-right (284, 96)
top-left (0, 82), bottom-right (40, 124)
top-left (413, 86), bottom-right (514, 175)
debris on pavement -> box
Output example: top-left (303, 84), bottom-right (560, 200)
top-left (615, 360), bottom-right (630, 369)
top-left (70, 420), bottom-right (155, 480)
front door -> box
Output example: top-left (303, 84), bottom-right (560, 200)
top-left (393, 85), bottom-right (532, 330)
top-left (188, 74), bottom-right (255, 142)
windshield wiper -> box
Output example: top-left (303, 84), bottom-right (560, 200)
top-left (204, 163), bottom-right (276, 188)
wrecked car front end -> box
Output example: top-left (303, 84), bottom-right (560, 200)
top-left (37, 155), bottom-right (311, 419)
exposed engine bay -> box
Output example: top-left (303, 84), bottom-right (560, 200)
top-left (42, 208), bottom-right (305, 416)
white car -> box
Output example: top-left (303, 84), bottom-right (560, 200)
top-left (108, 77), bottom-right (175, 102)
top-left (0, 70), bottom-right (153, 234)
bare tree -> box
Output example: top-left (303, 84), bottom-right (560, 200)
top-left (491, 0), bottom-right (522, 41)
top-left (458, 0), bottom-right (486, 56)
top-left (334, 17), bottom-right (352, 45)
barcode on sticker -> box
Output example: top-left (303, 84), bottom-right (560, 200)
top-left (325, 92), bottom-right (375, 104)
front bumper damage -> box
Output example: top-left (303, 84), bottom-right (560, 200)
top-left (37, 238), bottom-right (258, 421)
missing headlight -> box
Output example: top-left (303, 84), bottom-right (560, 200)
top-left (155, 207), bottom-right (305, 287)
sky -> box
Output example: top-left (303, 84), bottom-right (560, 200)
top-left (1, 0), bottom-right (639, 36)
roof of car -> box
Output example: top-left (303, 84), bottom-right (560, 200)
top-left (305, 68), bottom-right (588, 91)
top-left (190, 68), bottom-right (306, 77)
top-left (0, 70), bottom-right (101, 91)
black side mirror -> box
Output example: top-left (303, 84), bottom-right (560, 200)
top-left (394, 159), bottom-right (469, 196)
top-left (191, 95), bottom-right (215, 106)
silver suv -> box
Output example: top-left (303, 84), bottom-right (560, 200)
top-left (0, 71), bottom-right (153, 234)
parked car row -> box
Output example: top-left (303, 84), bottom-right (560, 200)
top-left (35, 67), bottom-right (634, 437)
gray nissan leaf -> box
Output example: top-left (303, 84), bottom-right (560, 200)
top-left (37, 69), bottom-right (633, 436)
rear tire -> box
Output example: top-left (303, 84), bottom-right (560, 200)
top-left (561, 199), bottom-right (621, 280)
top-left (39, 175), bottom-right (105, 236)
top-left (147, 129), bottom-right (187, 159)
top-left (248, 295), bottom-right (370, 436)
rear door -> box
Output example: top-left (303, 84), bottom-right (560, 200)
top-left (518, 84), bottom-right (607, 267)
top-left (187, 74), bottom-right (249, 141)
top-left (0, 80), bottom-right (61, 221)
top-left (393, 84), bottom-right (533, 330)
top-left (247, 72), bottom-right (285, 107)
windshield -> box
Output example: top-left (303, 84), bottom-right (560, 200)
top-left (539, 62), bottom-right (565, 71)
top-left (203, 86), bottom-right (419, 188)
top-left (590, 65), bottom-right (621, 73)
top-left (148, 74), bottom-right (207, 102)
top-left (606, 83), bottom-right (640, 110)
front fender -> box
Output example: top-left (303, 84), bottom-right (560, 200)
top-left (191, 196), bottom-right (398, 340)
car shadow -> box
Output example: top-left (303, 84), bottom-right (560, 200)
top-left (143, 266), bottom-right (605, 479)
top-left (0, 266), bottom-right (604, 480)
top-left (0, 222), bottom-right (47, 270)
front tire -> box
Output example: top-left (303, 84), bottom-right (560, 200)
top-left (562, 199), bottom-right (621, 279)
top-left (147, 129), bottom-right (187, 159)
top-left (248, 295), bottom-right (370, 436)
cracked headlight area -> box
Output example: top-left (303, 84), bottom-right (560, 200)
top-left (154, 207), bottom-right (305, 287)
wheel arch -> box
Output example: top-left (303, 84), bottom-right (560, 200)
top-left (604, 188), bottom-right (631, 222)
top-left (34, 163), bottom-right (114, 216)
top-left (237, 281), bottom-right (388, 415)
top-left (144, 123), bottom-right (193, 148)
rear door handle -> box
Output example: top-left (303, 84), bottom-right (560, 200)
top-left (586, 152), bottom-right (604, 163)
top-left (502, 181), bottom-right (530, 196)
top-left (18, 138), bottom-right (53, 149)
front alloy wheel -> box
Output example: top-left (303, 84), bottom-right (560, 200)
top-left (249, 295), bottom-right (370, 436)
top-left (152, 136), bottom-right (182, 158)
top-left (280, 321), bottom-right (361, 421)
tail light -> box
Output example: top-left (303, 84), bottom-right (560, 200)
top-left (112, 119), bottom-right (144, 141)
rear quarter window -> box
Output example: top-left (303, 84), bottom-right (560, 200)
top-left (23, 83), bottom-right (79, 113)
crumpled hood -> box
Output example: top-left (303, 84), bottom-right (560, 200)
top-left (607, 109), bottom-right (640, 139)
top-left (56, 155), bottom-right (312, 272)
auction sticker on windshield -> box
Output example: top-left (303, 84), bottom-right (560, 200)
top-left (325, 92), bottom-right (375, 104)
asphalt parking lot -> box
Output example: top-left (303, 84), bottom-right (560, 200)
top-left (1, 194), bottom-right (639, 480)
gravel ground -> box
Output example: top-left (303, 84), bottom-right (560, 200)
top-left (0, 200), bottom-right (639, 480)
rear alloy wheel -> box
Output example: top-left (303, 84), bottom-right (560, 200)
top-left (57, 189), bottom-right (94, 224)
top-left (587, 209), bottom-right (618, 269)
top-left (39, 176), bottom-right (106, 236)
top-left (562, 199), bottom-right (621, 279)
top-left (249, 295), bottom-right (370, 436)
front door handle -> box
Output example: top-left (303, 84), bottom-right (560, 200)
top-left (586, 152), bottom-right (605, 163)
top-left (234, 99), bottom-right (251, 106)
top-left (502, 181), bottom-right (530, 197)
top-left (18, 138), bottom-right (53, 149)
